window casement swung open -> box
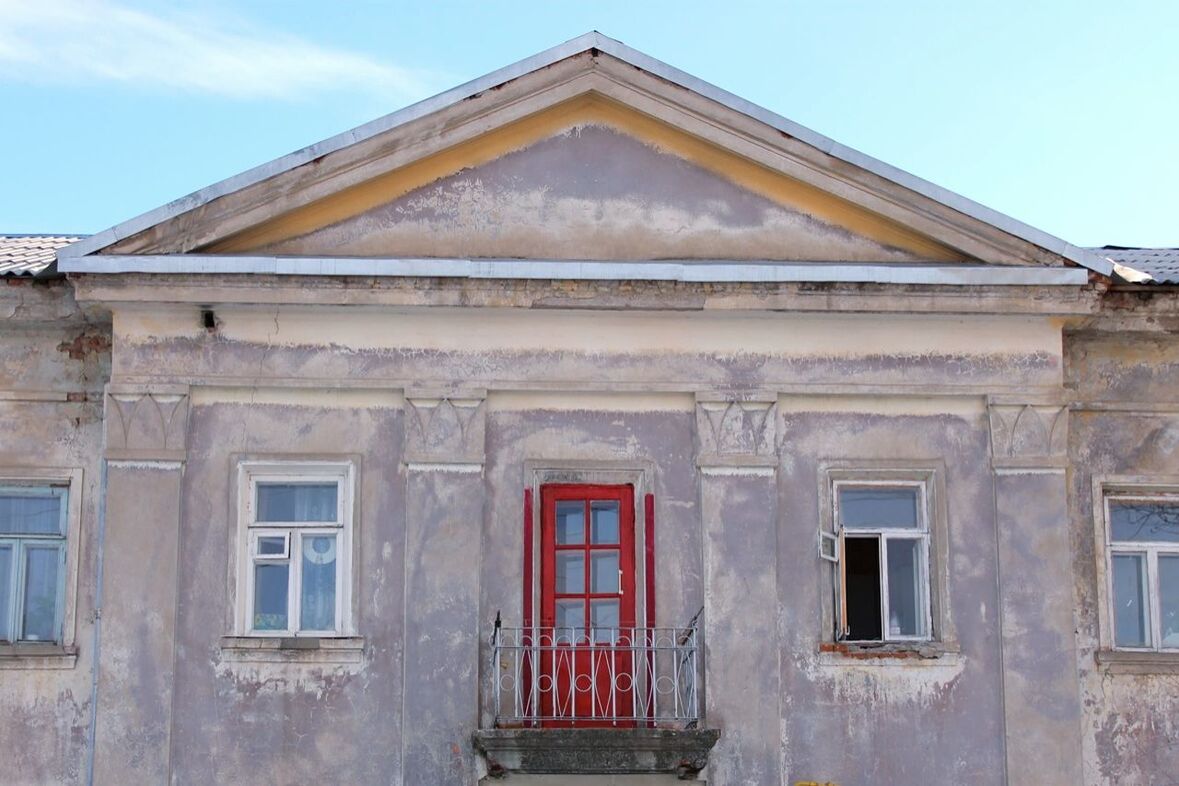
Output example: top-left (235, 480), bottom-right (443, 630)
top-left (821, 479), bottom-right (933, 643)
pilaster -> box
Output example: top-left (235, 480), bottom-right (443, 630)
top-left (401, 390), bottom-right (486, 785)
top-left (93, 384), bottom-right (189, 784)
top-left (987, 396), bottom-right (1083, 786)
top-left (696, 393), bottom-right (780, 784)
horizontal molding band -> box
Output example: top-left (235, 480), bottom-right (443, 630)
top-left (405, 462), bottom-right (484, 473)
top-left (699, 465), bottom-right (777, 477)
top-left (993, 466), bottom-right (1067, 476)
top-left (1070, 401), bottom-right (1179, 414)
top-left (61, 255), bottom-right (1089, 286)
top-left (106, 459), bottom-right (183, 470)
top-left (103, 376), bottom-right (1059, 399)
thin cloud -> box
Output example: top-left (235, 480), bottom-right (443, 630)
top-left (0, 0), bottom-right (441, 101)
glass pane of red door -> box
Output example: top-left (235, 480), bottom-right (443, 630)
top-left (538, 484), bottom-right (635, 726)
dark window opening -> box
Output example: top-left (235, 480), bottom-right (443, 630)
top-left (844, 536), bottom-right (882, 641)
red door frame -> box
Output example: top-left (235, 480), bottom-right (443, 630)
top-left (538, 483), bottom-right (636, 725)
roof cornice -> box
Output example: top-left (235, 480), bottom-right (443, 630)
top-left (63, 254), bottom-right (1088, 286)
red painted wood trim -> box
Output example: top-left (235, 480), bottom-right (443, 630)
top-left (644, 492), bottom-right (656, 629)
top-left (523, 487), bottom-right (533, 629)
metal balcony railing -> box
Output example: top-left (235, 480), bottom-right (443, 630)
top-left (489, 611), bottom-right (701, 727)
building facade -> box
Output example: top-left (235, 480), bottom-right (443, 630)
top-left (1, 34), bottom-right (1176, 785)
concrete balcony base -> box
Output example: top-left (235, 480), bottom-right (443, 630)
top-left (473, 728), bottom-right (720, 779)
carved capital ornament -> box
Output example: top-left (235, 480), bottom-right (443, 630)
top-left (104, 385), bottom-right (190, 461)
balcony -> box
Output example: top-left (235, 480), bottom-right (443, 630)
top-left (474, 613), bottom-right (719, 778)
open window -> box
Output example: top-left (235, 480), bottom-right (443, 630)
top-left (1101, 492), bottom-right (1179, 652)
top-left (822, 479), bottom-right (933, 642)
top-left (236, 462), bottom-right (354, 637)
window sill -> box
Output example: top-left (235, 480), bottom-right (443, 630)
top-left (218, 635), bottom-right (364, 665)
top-left (818, 641), bottom-right (961, 666)
top-left (1095, 649), bottom-right (1179, 675)
top-left (0, 643), bottom-right (78, 670)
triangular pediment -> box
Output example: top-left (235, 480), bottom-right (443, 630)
top-left (233, 108), bottom-right (957, 263)
top-left (64, 34), bottom-right (1108, 276)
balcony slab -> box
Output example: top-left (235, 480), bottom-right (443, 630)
top-left (473, 727), bottom-right (720, 778)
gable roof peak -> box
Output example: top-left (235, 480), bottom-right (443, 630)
top-left (59, 32), bottom-right (1111, 277)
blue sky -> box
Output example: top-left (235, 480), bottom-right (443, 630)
top-left (1, 1), bottom-right (1175, 247)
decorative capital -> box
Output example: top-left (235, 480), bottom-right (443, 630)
top-left (404, 392), bottom-right (486, 465)
top-left (695, 395), bottom-right (777, 467)
top-left (104, 385), bottom-right (190, 461)
top-left (987, 401), bottom-right (1068, 470)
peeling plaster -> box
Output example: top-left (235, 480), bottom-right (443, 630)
top-left (259, 125), bottom-right (925, 263)
top-left (799, 652), bottom-right (967, 707)
top-left (116, 307), bottom-right (1061, 360)
top-left (213, 659), bottom-right (363, 699)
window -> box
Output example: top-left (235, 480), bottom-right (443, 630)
top-left (821, 480), bottom-right (932, 642)
top-left (238, 463), bottom-right (353, 636)
top-left (1103, 494), bottom-right (1179, 651)
top-left (0, 485), bottom-right (68, 644)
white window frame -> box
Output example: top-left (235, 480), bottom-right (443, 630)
top-left (0, 468), bottom-right (83, 651)
top-left (1100, 487), bottom-right (1179, 653)
top-left (826, 478), bottom-right (934, 643)
top-left (235, 462), bottom-right (354, 637)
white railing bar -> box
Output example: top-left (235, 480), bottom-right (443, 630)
top-left (490, 624), bottom-right (701, 726)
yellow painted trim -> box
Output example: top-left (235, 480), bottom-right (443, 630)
top-left (210, 94), bottom-right (963, 261)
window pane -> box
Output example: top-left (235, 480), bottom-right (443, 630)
top-left (257, 536), bottom-right (287, 556)
top-left (886, 539), bottom-right (926, 638)
top-left (591, 501), bottom-right (620, 544)
top-left (555, 599), bottom-right (585, 633)
top-left (840, 487), bottom-right (920, 529)
top-left (253, 562), bottom-right (289, 631)
top-left (590, 552), bottom-right (619, 593)
top-left (22, 546), bottom-right (61, 641)
top-left (0, 546), bottom-right (11, 641)
top-left (845, 536), bottom-right (882, 641)
top-left (0, 490), bottom-right (64, 535)
top-left (555, 501), bottom-right (584, 544)
top-left (1160, 556), bottom-right (1179, 649)
top-left (555, 552), bottom-right (585, 594)
top-left (300, 535), bottom-right (337, 631)
top-left (1112, 554), bottom-right (1150, 647)
top-left (1110, 502), bottom-right (1179, 543)
top-left (256, 483), bottom-right (338, 523)
top-left (591, 599), bottom-right (620, 643)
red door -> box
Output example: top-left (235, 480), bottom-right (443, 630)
top-left (539, 484), bottom-right (636, 725)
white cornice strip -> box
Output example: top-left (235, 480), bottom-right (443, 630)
top-left (59, 255), bottom-right (1089, 286)
top-left (56, 31), bottom-right (1111, 277)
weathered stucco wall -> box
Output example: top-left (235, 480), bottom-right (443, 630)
top-left (80, 300), bottom-right (1073, 784)
top-left (0, 279), bottom-right (108, 785)
top-left (480, 403), bottom-right (702, 660)
top-left (1067, 331), bottom-right (1179, 786)
top-left (167, 401), bottom-right (406, 783)
top-left (107, 306), bottom-right (1066, 394)
top-left (12, 275), bottom-right (1174, 785)
top-left (776, 406), bottom-right (1007, 784)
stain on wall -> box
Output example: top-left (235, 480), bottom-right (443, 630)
top-left (257, 126), bottom-right (926, 263)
